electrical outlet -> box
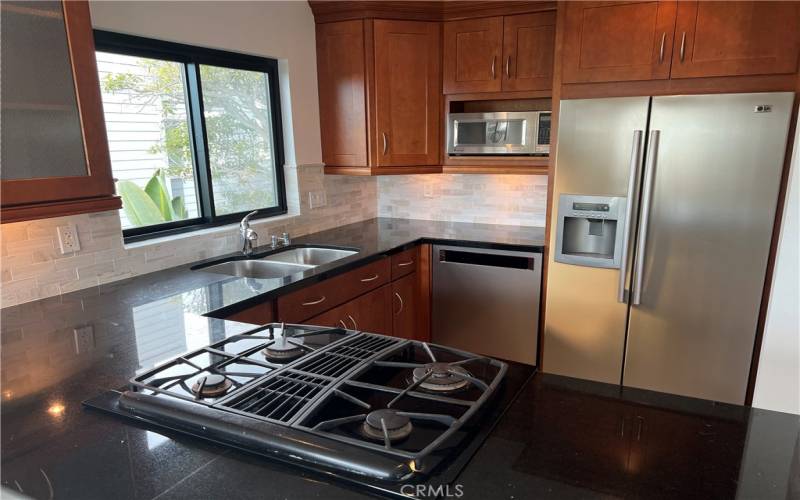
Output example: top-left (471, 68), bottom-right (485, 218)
top-left (423, 181), bottom-right (435, 198)
top-left (57, 225), bottom-right (81, 254)
top-left (73, 325), bottom-right (95, 355)
top-left (309, 190), bottom-right (327, 209)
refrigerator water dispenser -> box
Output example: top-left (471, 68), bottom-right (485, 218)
top-left (555, 194), bottom-right (626, 268)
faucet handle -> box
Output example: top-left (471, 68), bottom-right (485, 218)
top-left (281, 232), bottom-right (291, 245)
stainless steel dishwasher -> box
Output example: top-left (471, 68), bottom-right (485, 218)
top-left (432, 245), bottom-right (541, 365)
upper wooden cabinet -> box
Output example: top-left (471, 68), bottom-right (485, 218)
top-left (561, 0), bottom-right (800, 85)
top-left (444, 13), bottom-right (555, 93)
top-left (373, 20), bottom-right (441, 167)
top-left (670, 1), bottom-right (800, 79)
top-left (501, 12), bottom-right (556, 92)
top-left (315, 20), bottom-right (368, 167)
top-left (1, 0), bottom-right (120, 223)
top-left (562, 1), bottom-right (677, 84)
top-left (443, 17), bottom-right (503, 93)
top-left (316, 19), bottom-right (442, 174)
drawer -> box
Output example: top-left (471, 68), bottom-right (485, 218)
top-left (391, 246), bottom-right (418, 280)
top-left (278, 258), bottom-right (390, 322)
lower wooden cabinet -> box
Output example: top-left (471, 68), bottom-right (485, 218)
top-left (391, 272), bottom-right (418, 340)
top-left (307, 285), bottom-right (392, 335)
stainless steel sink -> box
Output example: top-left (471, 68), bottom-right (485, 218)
top-left (260, 247), bottom-right (357, 267)
top-left (200, 260), bottom-right (312, 280)
top-left (196, 246), bottom-right (358, 279)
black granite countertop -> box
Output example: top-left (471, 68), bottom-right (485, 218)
top-left (2, 217), bottom-right (798, 499)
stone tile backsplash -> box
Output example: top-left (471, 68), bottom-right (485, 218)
top-left (1, 165), bottom-right (376, 307)
top-left (378, 174), bottom-right (549, 227)
top-left (1, 170), bottom-right (549, 307)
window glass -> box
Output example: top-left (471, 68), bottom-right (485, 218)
top-left (96, 52), bottom-right (199, 229)
top-left (200, 65), bottom-right (278, 216)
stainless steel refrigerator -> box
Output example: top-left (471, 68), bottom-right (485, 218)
top-left (544, 92), bottom-right (794, 404)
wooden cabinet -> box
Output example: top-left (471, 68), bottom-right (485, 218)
top-left (315, 20), bottom-right (368, 167)
top-left (390, 246), bottom-right (418, 280)
top-left (562, 1), bottom-right (677, 84)
top-left (444, 13), bottom-right (556, 94)
top-left (277, 258), bottom-right (390, 322)
top-left (670, 1), bottom-right (800, 79)
top-left (443, 17), bottom-right (503, 93)
top-left (391, 272), bottom-right (418, 340)
top-left (306, 285), bottom-right (392, 335)
top-left (316, 19), bottom-right (442, 174)
top-left (561, 0), bottom-right (800, 85)
top-left (501, 12), bottom-right (556, 92)
top-left (373, 20), bottom-right (441, 167)
top-left (219, 301), bottom-right (275, 325)
top-left (1, 0), bottom-right (120, 223)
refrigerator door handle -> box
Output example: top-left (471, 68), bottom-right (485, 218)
top-left (632, 130), bottom-right (660, 305)
top-left (618, 130), bottom-right (645, 303)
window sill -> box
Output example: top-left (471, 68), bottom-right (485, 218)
top-left (123, 212), bottom-right (299, 250)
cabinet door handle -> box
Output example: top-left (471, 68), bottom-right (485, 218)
top-left (658, 32), bottom-right (666, 63)
top-left (505, 55), bottom-right (511, 78)
top-left (382, 132), bottom-right (388, 155)
top-left (394, 292), bottom-right (404, 315)
top-left (347, 314), bottom-right (358, 330)
top-left (301, 296), bottom-right (326, 306)
top-left (635, 416), bottom-right (644, 441)
top-left (338, 319), bottom-right (348, 329)
top-left (619, 417), bottom-right (626, 438)
top-left (679, 32), bottom-right (686, 62)
top-left (397, 260), bottom-right (414, 267)
top-left (360, 274), bottom-right (380, 282)
top-left (491, 55), bottom-right (496, 79)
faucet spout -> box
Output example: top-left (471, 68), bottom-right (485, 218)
top-left (240, 211), bottom-right (259, 256)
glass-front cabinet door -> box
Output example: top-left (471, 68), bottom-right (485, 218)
top-left (1, 1), bottom-right (119, 222)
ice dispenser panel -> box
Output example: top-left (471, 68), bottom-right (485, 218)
top-left (555, 194), bottom-right (626, 269)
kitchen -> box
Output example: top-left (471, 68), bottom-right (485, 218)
top-left (1, 0), bottom-right (798, 499)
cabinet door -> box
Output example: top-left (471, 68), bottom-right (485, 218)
top-left (316, 20), bottom-right (368, 167)
top-left (501, 12), bottom-right (556, 91)
top-left (347, 285), bottom-right (392, 335)
top-left (306, 302), bottom-right (351, 330)
top-left (562, 1), bottom-right (677, 83)
top-left (391, 272), bottom-right (418, 340)
top-left (670, 1), bottom-right (800, 79)
top-left (443, 17), bottom-right (503, 94)
top-left (373, 20), bottom-right (441, 167)
top-left (1, 1), bottom-right (118, 217)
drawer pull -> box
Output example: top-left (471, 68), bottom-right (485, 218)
top-left (338, 319), bottom-right (348, 329)
top-left (397, 260), bottom-right (414, 267)
top-left (360, 274), bottom-right (380, 282)
top-left (301, 296), bottom-right (326, 306)
top-left (347, 314), bottom-right (358, 330)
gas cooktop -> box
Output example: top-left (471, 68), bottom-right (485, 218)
top-left (84, 323), bottom-right (510, 498)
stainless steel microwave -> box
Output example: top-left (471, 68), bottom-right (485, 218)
top-left (447, 111), bottom-right (550, 156)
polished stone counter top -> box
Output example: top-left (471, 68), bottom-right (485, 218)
top-left (2, 217), bottom-right (798, 499)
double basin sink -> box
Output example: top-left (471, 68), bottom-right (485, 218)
top-left (194, 246), bottom-right (358, 280)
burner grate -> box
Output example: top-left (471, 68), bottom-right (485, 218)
top-left (294, 335), bottom-right (399, 378)
top-left (221, 371), bottom-right (330, 422)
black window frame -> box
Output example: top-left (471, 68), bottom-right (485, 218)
top-left (94, 30), bottom-right (288, 243)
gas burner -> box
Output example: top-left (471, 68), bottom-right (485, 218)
top-left (361, 409), bottom-right (413, 442)
top-left (191, 373), bottom-right (232, 398)
top-left (412, 362), bottom-right (472, 393)
top-left (262, 336), bottom-right (305, 362)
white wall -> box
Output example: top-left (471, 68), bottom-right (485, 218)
top-left (753, 118), bottom-right (800, 415)
top-left (89, 0), bottom-right (321, 167)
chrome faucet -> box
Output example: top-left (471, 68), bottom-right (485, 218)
top-left (240, 210), bottom-right (259, 256)
top-left (270, 232), bottom-right (291, 249)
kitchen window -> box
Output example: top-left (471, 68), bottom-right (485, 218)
top-left (94, 31), bottom-right (287, 241)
